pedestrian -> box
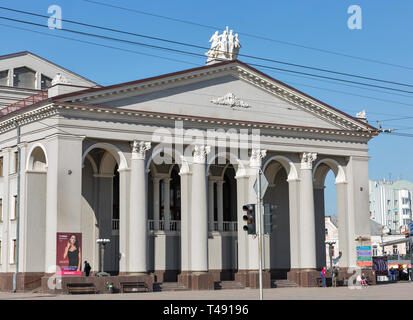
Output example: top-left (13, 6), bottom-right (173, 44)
top-left (361, 273), bottom-right (368, 286)
top-left (321, 266), bottom-right (326, 288)
top-left (332, 266), bottom-right (339, 287)
top-left (390, 267), bottom-right (395, 281)
top-left (84, 260), bottom-right (91, 277)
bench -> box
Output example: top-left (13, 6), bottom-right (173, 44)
top-left (120, 281), bottom-right (149, 293)
top-left (67, 283), bottom-right (98, 294)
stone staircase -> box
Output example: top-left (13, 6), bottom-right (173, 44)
top-left (272, 279), bottom-right (299, 288)
top-left (154, 282), bottom-right (188, 292)
top-left (214, 281), bottom-right (245, 290)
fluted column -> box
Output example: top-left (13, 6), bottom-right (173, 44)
top-left (299, 152), bottom-right (317, 269)
top-left (216, 180), bottom-right (225, 232)
top-left (191, 145), bottom-right (211, 272)
top-left (129, 140), bottom-right (151, 274)
top-left (153, 177), bottom-right (161, 230)
top-left (208, 180), bottom-right (215, 231)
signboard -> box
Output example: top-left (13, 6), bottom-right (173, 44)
top-left (356, 245), bottom-right (372, 267)
top-left (253, 174), bottom-right (269, 199)
top-left (372, 256), bottom-right (388, 275)
top-left (56, 232), bottom-right (82, 275)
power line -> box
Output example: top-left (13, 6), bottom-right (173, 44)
top-left (2, 6), bottom-right (413, 90)
top-left (79, 0), bottom-right (413, 71)
top-left (2, 15), bottom-right (413, 97)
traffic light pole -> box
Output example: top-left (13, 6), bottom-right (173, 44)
top-left (257, 169), bottom-right (263, 301)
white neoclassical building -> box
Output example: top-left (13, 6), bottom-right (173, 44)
top-left (0, 36), bottom-right (379, 291)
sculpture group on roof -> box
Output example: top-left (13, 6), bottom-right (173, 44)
top-left (206, 26), bottom-right (241, 63)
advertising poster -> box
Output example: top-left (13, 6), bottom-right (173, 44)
top-left (56, 232), bottom-right (82, 275)
top-left (356, 245), bottom-right (372, 267)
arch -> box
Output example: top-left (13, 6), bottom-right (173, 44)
top-left (85, 154), bottom-right (98, 174)
top-left (146, 147), bottom-right (185, 173)
top-left (100, 151), bottom-right (118, 174)
top-left (206, 151), bottom-right (244, 176)
top-left (26, 143), bottom-right (48, 171)
top-left (82, 142), bottom-right (128, 171)
top-left (262, 155), bottom-right (298, 181)
top-left (313, 158), bottom-right (346, 185)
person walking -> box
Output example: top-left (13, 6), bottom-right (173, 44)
top-left (84, 260), bottom-right (92, 277)
top-left (321, 266), bottom-right (327, 288)
top-left (332, 266), bottom-right (339, 287)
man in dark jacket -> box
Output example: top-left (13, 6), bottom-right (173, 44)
top-left (84, 260), bottom-right (92, 277)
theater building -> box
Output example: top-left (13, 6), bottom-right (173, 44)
top-left (0, 42), bottom-right (378, 291)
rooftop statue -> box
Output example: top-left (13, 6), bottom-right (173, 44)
top-left (206, 26), bottom-right (241, 64)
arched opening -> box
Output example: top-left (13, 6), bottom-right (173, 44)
top-left (148, 156), bottom-right (182, 282)
top-left (208, 158), bottom-right (238, 281)
top-left (313, 158), bottom-right (346, 270)
top-left (25, 145), bottom-right (48, 272)
top-left (263, 159), bottom-right (291, 279)
top-left (81, 147), bottom-right (122, 275)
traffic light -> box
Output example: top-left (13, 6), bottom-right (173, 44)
top-left (264, 203), bottom-right (277, 234)
top-left (242, 204), bottom-right (256, 235)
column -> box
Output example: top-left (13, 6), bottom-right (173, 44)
top-left (191, 145), bottom-right (211, 272)
top-left (153, 177), bottom-right (160, 230)
top-left (164, 178), bottom-right (171, 231)
top-left (208, 180), bottom-right (215, 231)
top-left (129, 140), bottom-right (151, 274)
top-left (44, 134), bottom-right (84, 272)
top-left (299, 152), bottom-right (317, 269)
top-left (216, 180), bottom-right (224, 232)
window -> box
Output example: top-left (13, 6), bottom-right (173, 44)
top-left (387, 200), bottom-right (391, 206)
top-left (40, 74), bottom-right (52, 90)
top-left (404, 219), bottom-right (411, 225)
top-left (10, 239), bottom-right (16, 264)
top-left (14, 151), bottom-right (18, 174)
top-left (325, 228), bottom-right (328, 235)
top-left (0, 156), bottom-right (3, 176)
top-left (0, 70), bottom-right (8, 86)
top-left (403, 208), bottom-right (411, 215)
top-left (373, 246), bottom-right (378, 257)
top-left (13, 67), bottom-right (36, 89)
top-left (402, 198), bottom-right (410, 205)
top-left (393, 245), bottom-right (398, 255)
top-left (10, 195), bottom-right (17, 220)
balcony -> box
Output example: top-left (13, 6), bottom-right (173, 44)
top-left (111, 219), bottom-right (238, 233)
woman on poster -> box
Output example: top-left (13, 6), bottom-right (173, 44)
top-left (63, 234), bottom-right (82, 272)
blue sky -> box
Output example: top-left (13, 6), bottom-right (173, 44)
top-left (1, 0), bottom-right (412, 215)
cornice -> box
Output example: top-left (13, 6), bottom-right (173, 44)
top-left (0, 102), bottom-right (378, 143)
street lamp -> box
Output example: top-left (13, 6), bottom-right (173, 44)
top-left (96, 238), bottom-right (110, 277)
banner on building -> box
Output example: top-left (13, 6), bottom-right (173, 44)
top-left (56, 232), bottom-right (82, 275)
top-left (356, 245), bottom-right (372, 267)
top-left (372, 256), bottom-right (388, 275)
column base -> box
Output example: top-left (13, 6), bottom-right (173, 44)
top-left (178, 271), bottom-right (215, 290)
top-left (287, 269), bottom-right (320, 287)
top-left (234, 270), bottom-right (271, 289)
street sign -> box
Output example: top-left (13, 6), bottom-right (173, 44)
top-left (253, 174), bottom-right (269, 199)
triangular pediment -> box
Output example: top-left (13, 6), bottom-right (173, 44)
top-left (54, 60), bottom-right (375, 132)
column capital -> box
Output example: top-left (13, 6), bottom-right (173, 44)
top-left (131, 140), bottom-right (151, 160)
top-left (193, 145), bottom-right (211, 164)
top-left (249, 148), bottom-right (267, 168)
top-left (300, 152), bottom-right (317, 170)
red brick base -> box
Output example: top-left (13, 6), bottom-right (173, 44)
top-left (234, 270), bottom-right (271, 288)
top-left (178, 272), bottom-right (215, 290)
top-left (0, 272), bottom-right (45, 292)
top-left (287, 269), bottom-right (320, 287)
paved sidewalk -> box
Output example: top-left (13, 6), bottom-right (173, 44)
top-left (0, 282), bottom-right (412, 300)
